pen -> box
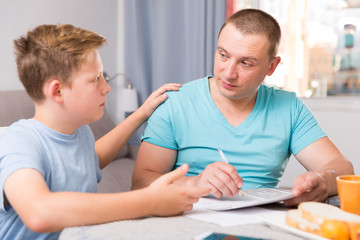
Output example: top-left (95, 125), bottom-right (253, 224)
top-left (217, 148), bottom-right (245, 197)
top-left (217, 147), bottom-right (229, 164)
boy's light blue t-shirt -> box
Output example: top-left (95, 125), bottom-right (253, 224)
top-left (0, 119), bottom-right (102, 240)
top-left (142, 76), bottom-right (326, 189)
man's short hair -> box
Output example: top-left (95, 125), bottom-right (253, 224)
top-left (14, 24), bottom-right (107, 101)
top-left (219, 8), bottom-right (281, 59)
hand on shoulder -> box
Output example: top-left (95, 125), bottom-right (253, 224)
top-left (137, 83), bottom-right (182, 119)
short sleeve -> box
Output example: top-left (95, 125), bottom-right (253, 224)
top-left (0, 128), bottom-right (45, 211)
top-left (141, 101), bottom-right (178, 150)
top-left (290, 98), bottom-right (327, 155)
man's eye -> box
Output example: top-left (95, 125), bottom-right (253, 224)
top-left (94, 76), bottom-right (100, 82)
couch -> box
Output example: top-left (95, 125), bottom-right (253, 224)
top-left (0, 90), bottom-right (137, 193)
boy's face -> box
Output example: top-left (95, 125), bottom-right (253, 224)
top-left (62, 51), bottom-right (110, 126)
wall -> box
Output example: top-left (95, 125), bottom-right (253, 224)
top-left (0, 0), bottom-right (125, 123)
top-left (280, 97), bottom-right (360, 188)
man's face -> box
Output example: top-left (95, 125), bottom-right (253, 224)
top-left (213, 24), bottom-right (280, 101)
top-left (62, 51), bottom-right (111, 126)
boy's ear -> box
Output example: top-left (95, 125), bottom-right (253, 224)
top-left (44, 79), bottom-right (63, 103)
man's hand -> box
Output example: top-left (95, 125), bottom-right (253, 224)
top-left (192, 161), bottom-right (243, 199)
top-left (285, 137), bottom-right (354, 207)
top-left (283, 171), bottom-right (329, 207)
top-left (147, 164), bottom-right (211, 216)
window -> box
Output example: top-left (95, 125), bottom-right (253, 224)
top-left (233, 0), bottom-right (360, 97)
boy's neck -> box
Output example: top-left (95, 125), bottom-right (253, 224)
top-left (33, 104), bottom-right (79, 135)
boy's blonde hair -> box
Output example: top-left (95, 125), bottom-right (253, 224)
top-left (14, 24), bottom-right (107, 101)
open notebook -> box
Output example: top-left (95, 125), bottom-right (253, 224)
top-left (196, 188), bottom-right (294, 211)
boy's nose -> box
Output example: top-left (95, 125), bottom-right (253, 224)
top-left (103, 78), bottom-right (111, 94)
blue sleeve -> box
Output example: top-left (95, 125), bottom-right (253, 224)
top-left (290, 98), bottom-right (327, 155)
top-left (141, 101), bottom-right (178, 150)
top-left (0, 128), bottom-right (45, 212)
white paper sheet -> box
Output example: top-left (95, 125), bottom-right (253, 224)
top-left (185, 205), bottom-right (285, 227)
top-left (195, 188), bottom-right (293, 211)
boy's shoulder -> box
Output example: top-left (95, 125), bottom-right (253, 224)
top-left (1, 119), bottom-right (34, 137)
top-left (0, 119), bottom-right (40, 147)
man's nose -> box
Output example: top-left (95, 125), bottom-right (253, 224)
top-left (224, 61), bottom-right (238, 79)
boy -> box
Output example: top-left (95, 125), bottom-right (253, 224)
top-left (0, 24), bottom-right (210, 239)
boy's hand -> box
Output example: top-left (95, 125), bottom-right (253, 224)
top-left (147, 164), bottom-right (210, 216)
top-left (138, 83), bottom-right (182, 119)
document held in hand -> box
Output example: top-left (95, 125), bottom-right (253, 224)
top-left (196, 188), bottom-right (294, 211)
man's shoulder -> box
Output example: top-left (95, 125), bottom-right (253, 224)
top-left (167, 76), bottom-right (208, 98)
top-left (150, 76), bottom-right (209, 118)
top-left (182, 77), bottom-right (208, 88)
top-left (260, 84), bottom-right (297, 100)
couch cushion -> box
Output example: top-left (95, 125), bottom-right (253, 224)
top-left (0, 90), bottom-right (35, 126)
top-left (97, 158), bottom-right (135, 193)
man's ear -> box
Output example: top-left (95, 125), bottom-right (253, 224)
top-left (43, 79), bottom-right (63, 103)
top-left (266, 56), bottom-right (281, 76)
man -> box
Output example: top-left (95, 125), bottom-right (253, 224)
top-left (132, 9), bottom-right (354, 206)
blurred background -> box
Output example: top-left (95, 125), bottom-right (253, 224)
top-left (234, 0), bottom-right (360, 98)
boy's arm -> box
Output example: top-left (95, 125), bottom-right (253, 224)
top-left (95, 83), bottom-right (181, 169)
top-left (4, 166), bottom-right (209, 233)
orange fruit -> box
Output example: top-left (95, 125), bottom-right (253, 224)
top-left (320, 219), bottom-right (350, 240)
top-left (350, 223), bottom-right (360, 240)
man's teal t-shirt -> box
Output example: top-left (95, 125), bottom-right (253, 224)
top-left (142, 76), bottom-right (326, 189)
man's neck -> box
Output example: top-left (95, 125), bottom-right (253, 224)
top-left (208, 78), bottom-right (257, 127)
